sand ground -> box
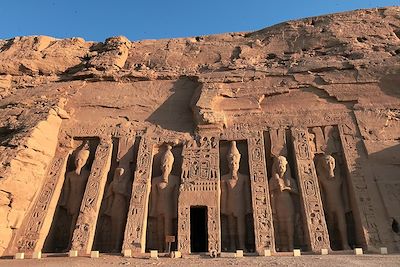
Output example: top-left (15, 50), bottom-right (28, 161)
top-left (0, 254), bottom-right (399, 267)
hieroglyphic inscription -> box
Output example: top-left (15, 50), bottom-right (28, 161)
top-left (12, 149), bottom-right (70, 254)
top-left (291, 128), bottom-right (330, 252)
top-left (247, 131), bottom-right (275, 254)
top-left (338, 122), bottom-right (383, 250)
top-left (122, 137), bottom-right (155, 253)
top-left (71, 140), bottom-right (113, 254)
top-left (178, 136), bottom-right (221, 254)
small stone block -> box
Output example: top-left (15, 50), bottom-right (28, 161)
top-left (321, 249), bottom-right (328, 255)
top-left (235, 250), bottom-right (243, 257)
top-left (380, 247), bottom-right (388, 254)
top-left (293, 249), bottom-right (301, 257)
top-left (69, 250), bottom-right (78, 257)
top-left (354, 248), bottom-right (363, 255)
top-left (32, 251), bottom-right (42, 259)
top-left (172, 251), bottom-right (181, 258)
top-left (14, 253), bottom-right (24, 259)
top-left (90, 251), bottom-right (99, 258)
top-left (123, 249), bottom-right (132, 257)
top-left (150, 250), bottom-right (158, 259)
top-left (264, 249), bottom-right (272, 256)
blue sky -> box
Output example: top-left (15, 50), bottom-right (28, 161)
top-left (1, 1), bottom-right (399, 41)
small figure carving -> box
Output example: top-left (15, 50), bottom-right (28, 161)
top-left (59, 143), bottom-right (91, 245)
top-left (149, 145), bottom-right (180, 252)
top-left (269, 156), bottom-right (298, 251)
top-left (315, 154), bottom-right (350, 250)
top-left (103, 167), bottom-right (130, 252)
top-left (221, 141), bottom-right (251, 251)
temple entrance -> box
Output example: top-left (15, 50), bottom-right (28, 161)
top-left (190, 206), bottom-right (208, 252)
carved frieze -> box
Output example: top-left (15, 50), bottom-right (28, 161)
top-left (122, 136), bottom-right (155, 253)
top-left (291, 128), bottom-right (330, 252)
top-left (71, 140), bottom-right (113, 254)
top-left (247, 131), bottom-right (275, 254)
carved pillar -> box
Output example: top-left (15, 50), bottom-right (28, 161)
top-left (291, 128), bottom-right (331, 252)
top-left (178, 136), bottom-right (221, 254)
top-left (247, 131), bottom-right (275, 254)
top-left (122, 137), bottom-right (154, 253)
top-left (71, 139), bottom-right (113, 254)
top-left (6, 149), bottom-right (70, 254)
top-left (338, 122), bottom-right (393, 251)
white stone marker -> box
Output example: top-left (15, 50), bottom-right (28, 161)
top-left (172, 251), bottom-right (182, 258)
top-left (32, 251), bottom-right (42, 259)
top-left (321, 248), bottom-right (328, 255)
top-left (90, 251), bottom-right (99, 258)
top-left (293, 249), bottom-right (301, 257)
top-left (264, 249), bottom-right (272, 256)
top-left (14, 252), bottom-right (24, 259)
top-left (380, 247), bottom-right (388, 255)
top-left (150, 250), bottom-right (158, 259)
top-left (235, 250), bottom-right (244, 258)
top-left (69, 250), bottom-right (78, 257)
top-left (123, 249), bottom-right (132, 257)
top-left (354, 248), bottom-right (363, 255)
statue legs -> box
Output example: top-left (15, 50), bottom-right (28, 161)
top-left (228, 215), bottom-right (236, 251)
top-left (336, 210), bottom-right (350, 250)
top-left (237, 215), bottom-right (246, 250)
top-left (285, 219), bottom-right (294, 251)
top-left (157, 216), bottom-right (165, 252)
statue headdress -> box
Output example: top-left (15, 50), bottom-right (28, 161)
top-left (76, 141), bottom-right (90, 162)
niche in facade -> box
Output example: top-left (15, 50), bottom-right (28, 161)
top-left (219, 140), bottom-right (255, 253)
top-left (43, 137), bottom-right (100, 253)
top-left (146, 143), bottom-right (183, 252)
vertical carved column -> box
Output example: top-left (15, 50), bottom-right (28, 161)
top-left (291, 128), bottom-right (330, 252)
top-left (247, 131), bottom-right (275, 254)
top-left (338, 122), bottom-right (389, 251)
top-left (122, 137), bottom-right (154, 253)
top-left (7, 149), bottom-right (70, 254)
top-left (71, 139), bottom-right (113, 254)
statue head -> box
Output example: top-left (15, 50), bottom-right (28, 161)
top-left (227, 141), bottom-right (241, 173)
top-left (321, 154), bottom-right (335, 178)
top-left (161, 145), bottom-right (174, 177)
top-left (75, 143), bottom-right (90, 173)
top-left (273, 156), bottom-right (288, 176)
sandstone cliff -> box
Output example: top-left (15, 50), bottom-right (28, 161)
top-left (0, 7), bottom-right (399, 256)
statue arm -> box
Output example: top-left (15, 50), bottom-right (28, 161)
top-left (245, 177), bottom-right (252, 214)
top-left (220, 178), bottom-right (228, 214)
top-left (149, 183), bottom-right (157, 217)
top-left (60, 174), bottom-right (70, 207)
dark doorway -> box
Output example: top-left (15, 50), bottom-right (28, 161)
top-left (190, 206), bottom-right (208, 252)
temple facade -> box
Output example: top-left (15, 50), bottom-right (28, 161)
top-left (0, 7), bottom-right (399, 257)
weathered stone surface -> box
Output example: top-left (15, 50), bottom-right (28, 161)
top-left (0, 7), bottom-right (399, 257)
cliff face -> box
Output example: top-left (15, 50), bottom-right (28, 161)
top-left (0, 7), bottom-right (399, 256)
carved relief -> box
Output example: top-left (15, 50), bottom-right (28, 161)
top-left (123, 136), bottom-right (155, 253)
top-left (70, 139), bottom-right (113, 254)
top-left (247, 132), bottom-right (275, 254)
top-left (291, 128), bottom-right (330, 252)
top-left (10, 149), bottom-right (70, 254)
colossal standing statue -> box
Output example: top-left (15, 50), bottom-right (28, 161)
top-left (221, 141), bottom-right (251, 251)
top-left (103, 167), bottom-right (130, 252)
top-left (149, 145), bottom-right (180, 252)
top-left (269, 156), bottom-right (298, 251)
top-left (316, 154), bottom-right (350, 250)
top-left (60, 143), bottom-right (91, 246)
